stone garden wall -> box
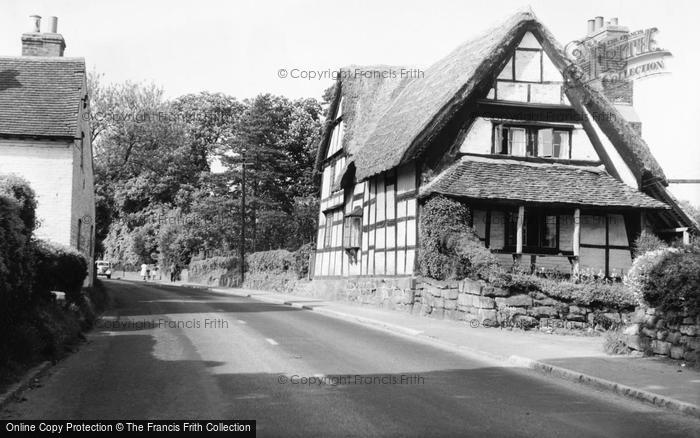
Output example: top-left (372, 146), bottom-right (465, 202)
top-left (623, 308), bottom-right (700, 362)
top-left (299, 276), bottom-right (632, 333)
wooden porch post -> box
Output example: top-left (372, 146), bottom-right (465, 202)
top-left (573, 209), bottom-right (581, 276)
top-left (515, 206), bottom-right (524, 265)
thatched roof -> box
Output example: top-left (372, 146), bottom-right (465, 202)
top-left (314, 65), bottom-right (413, 172)
top-left (316, 9), bottom-right (693, 230)
top-left (419, 155), bottom-right (668, 210)
top-left (318, 8), bottom-right (667, 186)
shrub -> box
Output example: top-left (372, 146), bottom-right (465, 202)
top-left (604, 329), bottom-right (631, 355)
top-left (293, 242), bottom-right (315, 279)
top-left (246, 249), bottom-right (294, 273)
top-left (188, 256), bottom-right (239, 277)
top-left (625, 247), bottom-right (678, 307)
top-left (0, 174), bottom-right (37, 236)
top-left (419, 195), bottom-right (488, 280)
top-left (632, 230), bottom-right (667, 258)
top-left (33, 240), bottom-right (88, 304)
top-left (0, 194), bottom-right (34, 332)
top-left (642, 247), bottom-right (700, 314)
top-left (491, 270), bottom-right (636, 310)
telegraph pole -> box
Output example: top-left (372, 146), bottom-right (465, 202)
top-left (240, 162), bottom-right (246, 285)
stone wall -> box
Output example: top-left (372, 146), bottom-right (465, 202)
top-left (623, 308), bottom-right (700, 362)
top-left (292, 276), bottom-right (631, 332)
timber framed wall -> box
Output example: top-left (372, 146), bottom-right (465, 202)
top-left (313, 163), bottom-right (418, 278)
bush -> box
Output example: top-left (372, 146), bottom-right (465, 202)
top-left (0, 174), bottom-right (37, 236)
top-left (188, 256), bottom-right (239, 277)
top-left (419, 195), bottom-right (491, 280)
top-left (604, 329), bottom-right (631, 355)
top-left (293, 242), bottom-right (315, 279)
top-left (625, 247), bottom-right (678, 307)
top-left (642, 247), bottom-right (700, 314)
top-left (246, 250), bottom-right (294, 273)
top-left (491, 270), bottom-right (637, 310)
top-left (632, 230), bottom-right (667, 258)
top-left (0, 194), bottom-right (35, 335)
top-left (33, 240), bottom-right (88, 304)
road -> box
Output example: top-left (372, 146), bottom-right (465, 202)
top-left (2, 280), bottom-right (699, 437)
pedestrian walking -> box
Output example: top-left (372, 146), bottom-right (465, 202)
top-left (140, 263), bottom-right (148, 281)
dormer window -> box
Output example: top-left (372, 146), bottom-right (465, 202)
top-left (495, 124), bottom-right (571, 159)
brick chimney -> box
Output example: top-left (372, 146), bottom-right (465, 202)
top-left (21, 15), bottom-right (66, 57)
top-left (583, 16), bottom-right (642, 135)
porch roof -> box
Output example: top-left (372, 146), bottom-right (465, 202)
top-left (418, 156), bottom-right (669, 210)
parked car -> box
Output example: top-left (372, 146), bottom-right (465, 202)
top-left (96, 260), bottom-right (112, 279)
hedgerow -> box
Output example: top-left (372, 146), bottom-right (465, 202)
top-left (246, 249), bottom-right (294, 273)
top-left (32, 240), bottom-right (88, 304)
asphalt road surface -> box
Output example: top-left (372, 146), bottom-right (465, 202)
top-left (2, 280), bottom-right (699, 437)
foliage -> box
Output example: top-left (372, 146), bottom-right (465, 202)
top-left (0, 193), bottom-right (34, 335)
top-left (293, 242), bottom-right (315, 279)
top-left (642, 246), bottom-right (700, 314)
top-left (625, 247), bottom-right (678, 307)
top-left (418, 195), bottom-right (477, 280)
top-left (33, 240), bottom-right (88, 304)
top-left (89, 72), bottom-right (322, 267)
top-left (491, 270), bottom-right (637, 309)
top-left (632, 230), bottom-right (667, 258)
top-left (0, 174), bottom-right (37, 235)
top-left (604, 329), bottom-right (631, 355)
top-left (246, 250), bottom-right (294, 273)
top-left (188, 256), bottom-right (239, 278)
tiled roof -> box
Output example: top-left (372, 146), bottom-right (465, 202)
top-left (0, 56), bottom-right (86, 137)
top-left (419, 156), bottom-right (669, 209)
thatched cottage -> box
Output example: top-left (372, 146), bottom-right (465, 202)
top-left (312, 10), bottom-right (697, 281)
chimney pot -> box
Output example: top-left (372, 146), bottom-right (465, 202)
top-left (46, 16), bottom-right (58, 33)
top-left (611, 17), bottom-right (619, 25)
top-left (595, 16), bottom-right (604, 30)
top-left (587, 19), bottom-right (595, 34)
top-left (29, 15), bottom-right (41, 33)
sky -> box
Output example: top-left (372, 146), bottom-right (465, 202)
top-left (2, 0), bottom-right (699, 206)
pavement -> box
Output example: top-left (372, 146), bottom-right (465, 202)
top-left (121, 271), bottom-right (700, 417)
top-left (2, 279), bottom-right (699, 437)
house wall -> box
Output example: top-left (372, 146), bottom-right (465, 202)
top-left (472, 207), bottom-right (632, 276)
top-left (71, 95), bottom-right (96, 284)
top-left (0, 138), bottom-right (74, 246)
top-left (458, 117), bottom-right (598, 160)
top-left (313, 163), bottom-right (417, 278)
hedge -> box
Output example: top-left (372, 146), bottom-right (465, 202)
top-left (33, 240), bottom-right (88, 304)
top-left (189, 255), bottom-right (239, 278)
top-left (0, 174), bottom-right (37, 236)
top-left (246, 249), bottom-right (294, 273)
top-left (0, 194), bottom-right (34, 328)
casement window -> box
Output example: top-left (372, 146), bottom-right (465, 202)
top-left (537, 129), bottom-right (570, 158)
top-left (323, 211), bottom-right (334, 248)
top-left (504, 209), bottom-right (559, 252)
top-left (343, 207), bottom-right (362, 250)
top-left (495, 124), bottom-right (571, 159)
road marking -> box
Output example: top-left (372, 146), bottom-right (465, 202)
top-left (265, 338), bottom-right (278, 345)
top-left (237, 320), bottom-right (247, 324)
